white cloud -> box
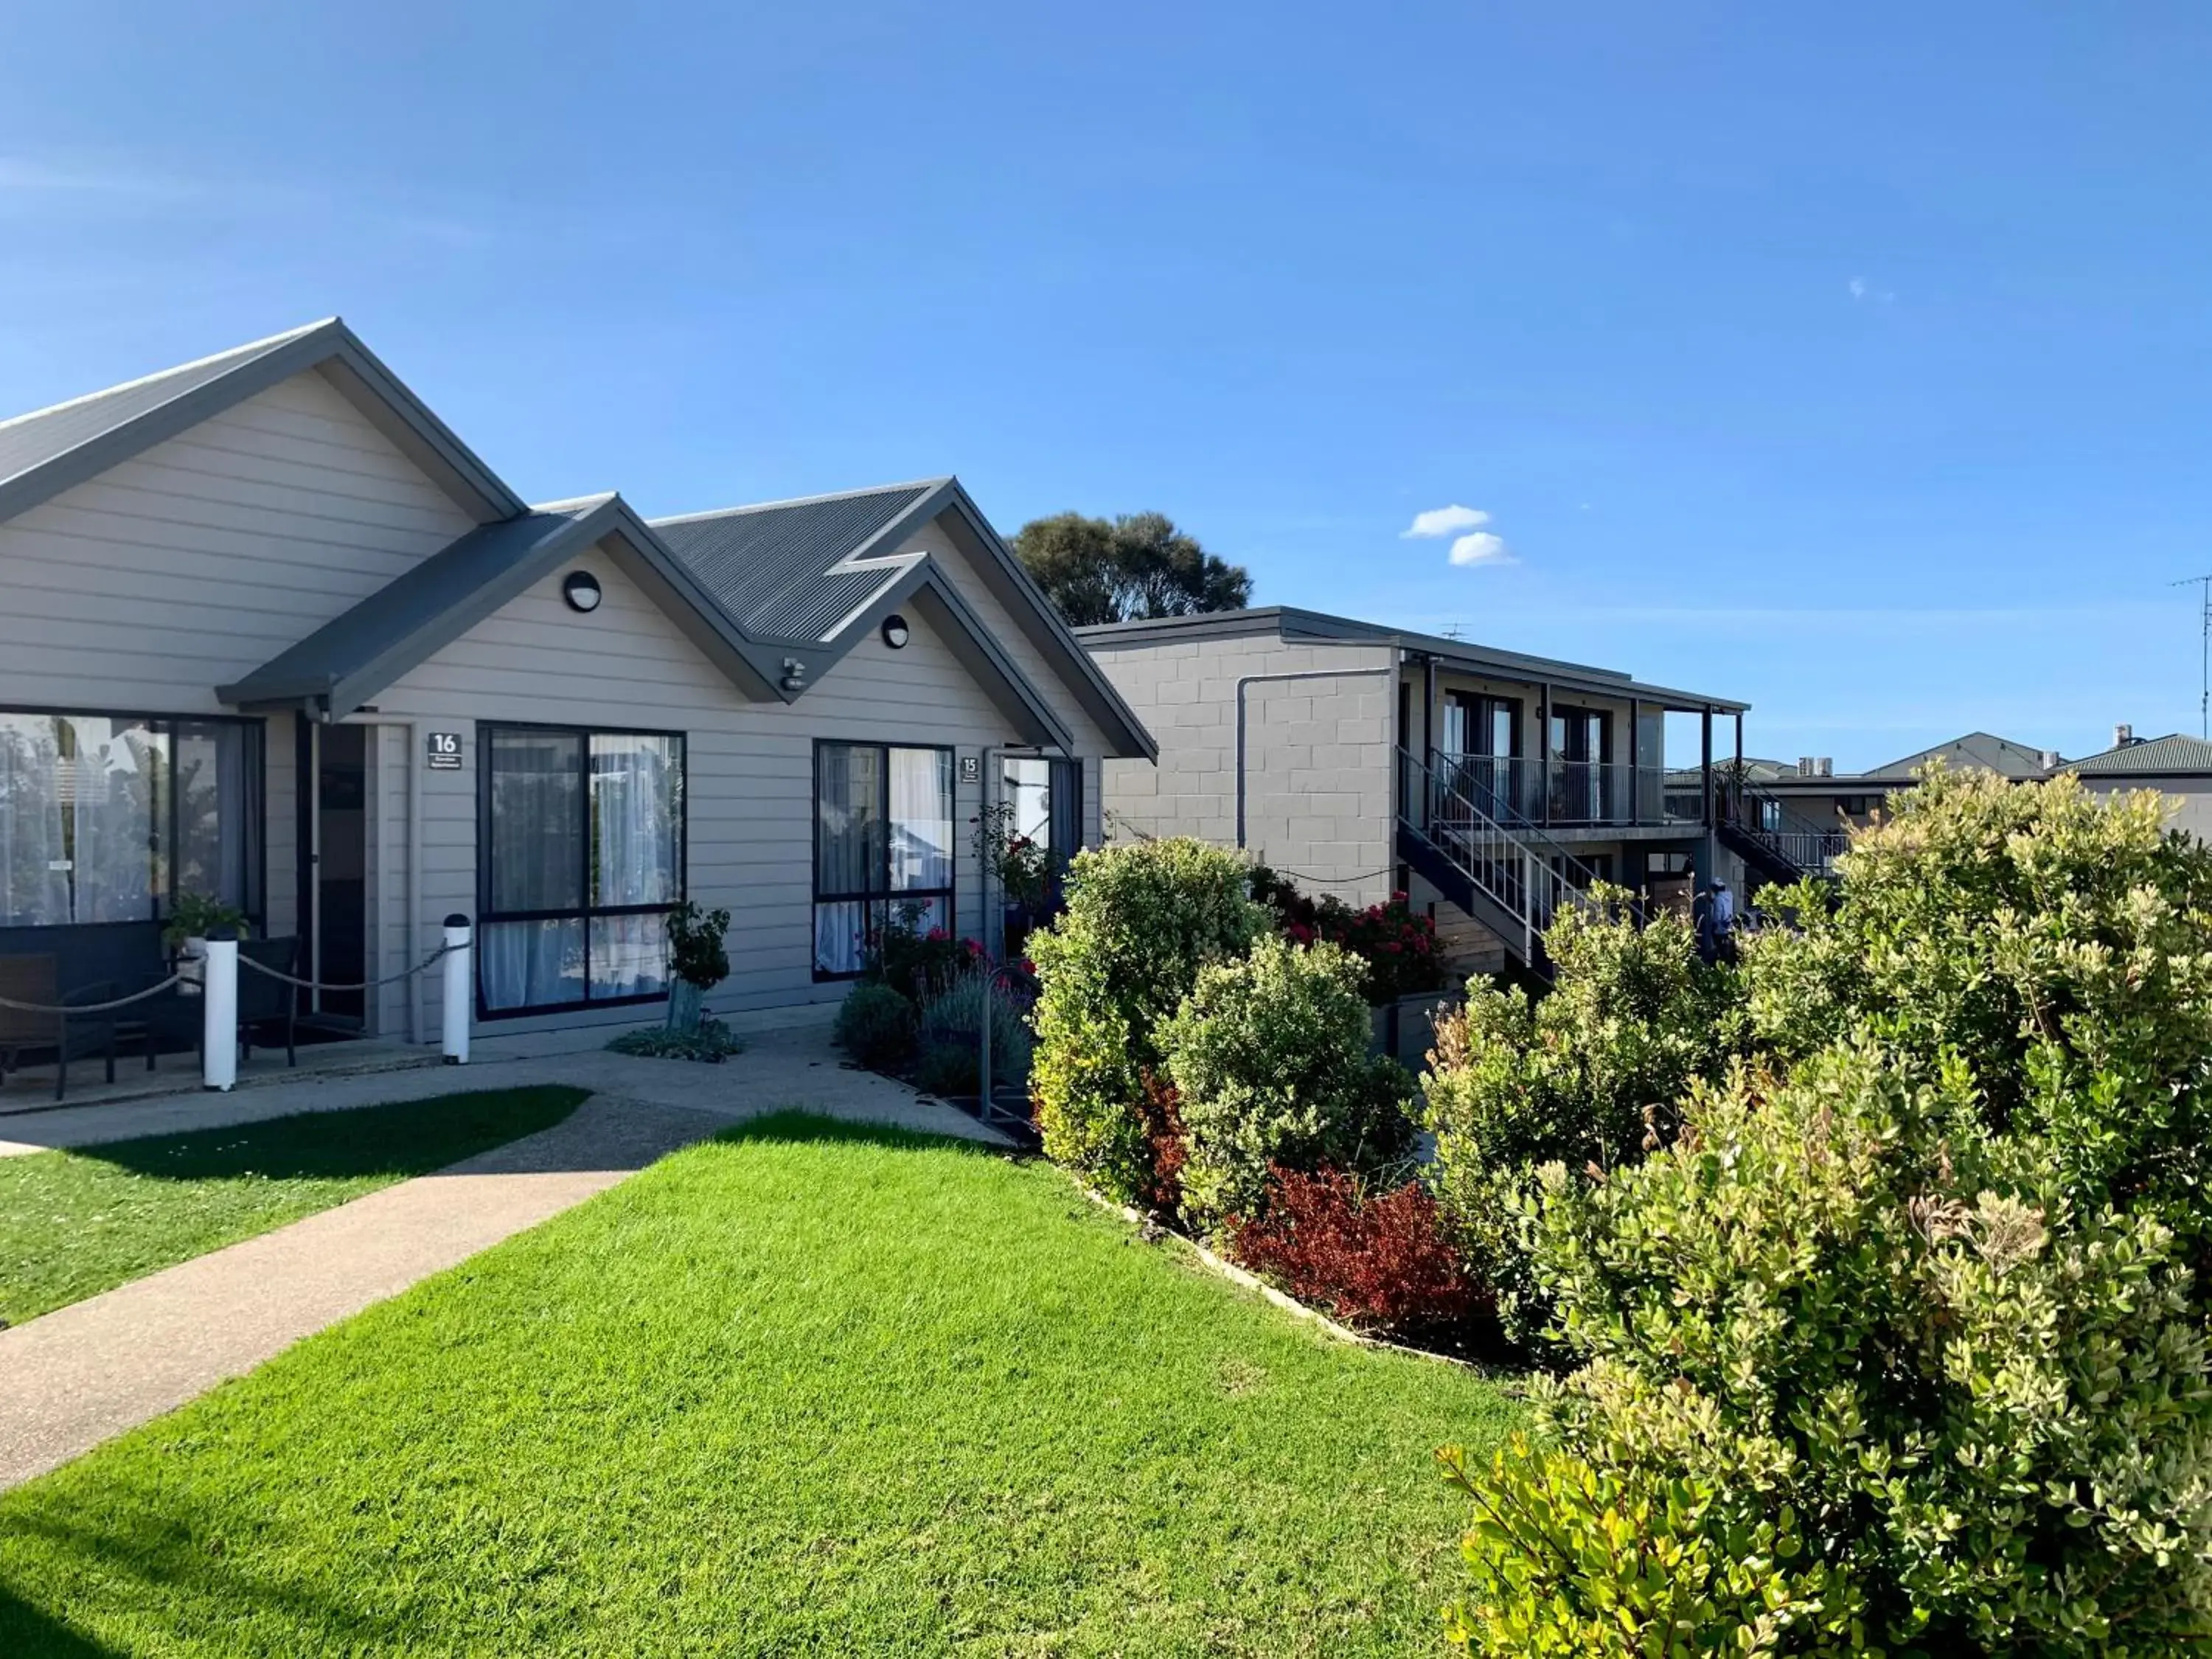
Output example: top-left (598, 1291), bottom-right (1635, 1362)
top-left (1848, 276), bottom-right (1866, 300)
top-left (1449, 531), bottom-right (1513, 567)
top-left (1848, 276), bottom-right (1896, 305)
top-left (1402, 504), bottom-right (1490, 539)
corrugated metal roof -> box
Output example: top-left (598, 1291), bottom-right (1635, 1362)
top-left (650, 481), bottom-right (942, 641)
top-left (0, 321), bottom-right (327, 494)
top-left (2068, 733), bottom-right (2212, 775)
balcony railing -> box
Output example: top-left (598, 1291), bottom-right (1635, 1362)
top-left (1427, 751), bottom-right (1705, 829)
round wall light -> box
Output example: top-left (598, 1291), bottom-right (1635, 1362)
top-left (880, 613), bottom-right (911, 649)
top-left (562, 571), bottom-right (603, 613)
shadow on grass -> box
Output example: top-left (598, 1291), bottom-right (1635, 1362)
top-left (56, 1088), bottom-right (590, 1184)
top-left (717, 1107), bottom-right (1014, 1160)
top-left (0, 1584), bottom-right (114, 1658)
top-left (0, 1500), bottom-right (409, 1657)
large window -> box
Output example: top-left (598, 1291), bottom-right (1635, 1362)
top-left (479, 725), bottom-right (685, 1015)
top-left (815, 742), bottom-right (953, 978)
top-left (0, 710), bottom-right (261, 928)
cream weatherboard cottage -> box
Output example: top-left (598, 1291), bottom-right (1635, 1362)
top-left (0, 320), bottom-right (1150, 1060)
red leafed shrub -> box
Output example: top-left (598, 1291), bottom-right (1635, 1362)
top-left (1132, 1069), bottom-right (1189, 1217)
top-left (1225, 1165), bottom-right (1477, 1337)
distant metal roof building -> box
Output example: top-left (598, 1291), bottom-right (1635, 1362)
top-left (650, 481), bottom-right (945, 643)
top-left (2067, 732), bottom-right (2212, 775)
top-left (1868, 731), bottom-right (2051, 780)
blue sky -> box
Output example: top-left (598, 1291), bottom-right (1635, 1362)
top-left (4, 3), bottom-right (2210, 770)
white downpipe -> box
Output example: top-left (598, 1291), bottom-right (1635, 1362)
top-left (201, 935), bottom-right (239, 1091)
top-left (307, 716), bottom-right (324, 1018)
top-left (441, 915), bottom-right (471, 1064)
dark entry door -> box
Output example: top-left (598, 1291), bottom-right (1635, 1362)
top-left (296, 722), bottom-right (368, 1027)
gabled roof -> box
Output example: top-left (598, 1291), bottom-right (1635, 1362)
top-left (2066, 732), bottom-right (2212, 776)
top-left (652, 480), bottom-right (942, 641)
top-left (4, 323), bottom-right (1155, 757)
top-left (1868, 731), bottom-right (2051, 780)
top-left (653, 479), bottom-right (1155, 758)
top-left (1077, 605), bottom-right (1748, 714)
top-left (0, 318), bottom-right (524, 526)
top-left (218, 494), bottom-right (782, 712)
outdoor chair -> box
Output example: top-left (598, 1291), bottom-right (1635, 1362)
top-left (235, 935), bottom-right (302, 1069)
top-left (0, 951), bottom-right (122, 1102)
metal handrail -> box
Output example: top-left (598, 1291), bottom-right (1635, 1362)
top-left (1401, 746), bottom-right (1610, 961)
top-left (1721, 781), bottom-right (1850, 876)
top-left (1427, 749), bottom-right (1700, 827)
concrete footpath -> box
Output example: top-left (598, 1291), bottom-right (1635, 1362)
top-left (0, 1024), bottom-right (1004, 1490)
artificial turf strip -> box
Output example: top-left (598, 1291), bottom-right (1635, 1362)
top-left (0, 1086), bottom-right (590, 1326)
top-left (0, 1112), bottom-right (1520, 1658)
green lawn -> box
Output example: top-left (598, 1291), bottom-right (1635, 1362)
top-left (0, 1113), bottom-right (1517, 1657)
top-left (0, 1087), bottom-right (589, 1326)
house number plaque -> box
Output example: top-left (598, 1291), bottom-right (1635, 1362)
top-left (426, 731), bottom-right (463, 770)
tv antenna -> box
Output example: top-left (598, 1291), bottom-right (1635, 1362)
top-left (2175, 573), bottom-right (2212, 738)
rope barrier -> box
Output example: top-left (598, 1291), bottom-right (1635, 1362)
top-left (234, 941), bottom-right (462, 994)
top-left (0, 973), bottom-right (189, 1015)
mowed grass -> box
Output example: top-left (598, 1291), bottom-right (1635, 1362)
top-left (0, 1087), bottom-right (588, 1326)
top-left (0, 1113), bottom-right (1518, 1657)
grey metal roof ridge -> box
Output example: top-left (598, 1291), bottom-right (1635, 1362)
top-left (647, 476), bottom-right (951, 526)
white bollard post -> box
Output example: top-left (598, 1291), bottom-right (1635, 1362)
top-left (201, 930), bottom-right (238, 1091)
top-left (442, 914), bottom-right (471, 1065)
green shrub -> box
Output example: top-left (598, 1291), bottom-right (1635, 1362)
top-left (1447, 773), bottom-right (2212, 1652)
top-left (1028, 838), bottom-right (1267, 1203)
top-left (1160, 934), bottom-right (1413, 1228)
top-left (917, 966), bottom-right (1032, 1093)
top-left (833, 983), bottom-right (917, 1071)
top-left (1421, 885), bottom-right (1740, 1313)
top-left (1439, 1436), bottom-right (1868, 1655)
top-left (864, 905), bottom-right (979, 1004)
top-left (605, 1018), bottom-right (743, 1062)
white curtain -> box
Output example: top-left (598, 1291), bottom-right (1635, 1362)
top-left (888, 748), bottom-right (952, 894)
top-left (591, 735), bottom-right (679, 907)
top-left (481, 919), bottom-right (585, 1011)
top-left (0, 716), bottom-right (68, 925)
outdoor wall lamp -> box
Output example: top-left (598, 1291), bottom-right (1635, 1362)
top-left (562, 571), bottom-right (603, 613)
top-left (880, 613), bottom-right (911, 649)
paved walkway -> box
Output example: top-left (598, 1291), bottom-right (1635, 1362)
top-left (0, 1024), bottom-right (1004, 1491)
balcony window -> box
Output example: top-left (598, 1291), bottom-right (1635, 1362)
top-left (0, 711), bottom-right (261, 928)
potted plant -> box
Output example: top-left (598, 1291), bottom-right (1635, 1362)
top-left (665, 900), bottom-right (731, 1034)
top-left (972, 801), bottom-right (1051, 953)
top-left (163, 892), bottom-right (251, 993)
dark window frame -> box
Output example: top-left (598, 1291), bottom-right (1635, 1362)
top-left (812, 739), bottom-right (957, 982)
top-left (476, 720), bottom-right (689, 1020)
top-left (0, 703), bottom-right (265, 931)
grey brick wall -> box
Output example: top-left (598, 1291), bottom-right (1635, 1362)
top-left (1090, 633), bottom-right (1399, 904)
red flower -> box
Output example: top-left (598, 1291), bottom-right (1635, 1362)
top-left (1019, 957), bottom-right (1036, 975)
top-left (925, 926), bottom-right (948, 942)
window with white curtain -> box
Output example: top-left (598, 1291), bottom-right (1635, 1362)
top-left (479, 725), bottom-right (684, 1015)
top-left (0, 710), bottom-right (262, 928)
top-left (814, 741), bottom-right (954, 978)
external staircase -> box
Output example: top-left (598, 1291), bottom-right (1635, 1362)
top-left (1394, 747), bottom-right (1610, 980)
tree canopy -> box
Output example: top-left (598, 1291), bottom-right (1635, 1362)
top-left (1011, 511), bottom-right (1251, 627)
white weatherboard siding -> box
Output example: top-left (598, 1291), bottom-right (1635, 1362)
top-left (1089, 633), bottom-right (1397, 905)
top-left (375, 540), bottom-right (1072, 1037)
top-left (0, 366), bottom-right (481, 942)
